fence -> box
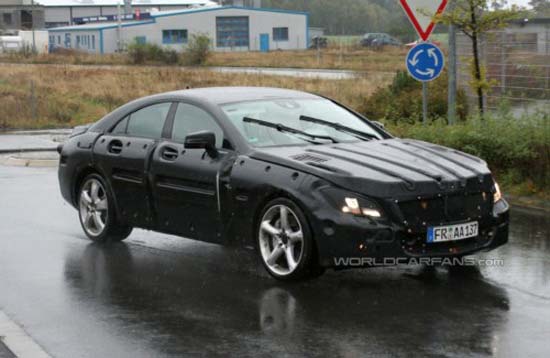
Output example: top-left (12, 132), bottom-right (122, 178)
top-left (456, 26), bottom-right (550, 116)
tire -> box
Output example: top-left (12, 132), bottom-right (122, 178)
top-left (78, 173), bottom-right (132, 242)
top-left (256, 198), bottom-right (322, 281)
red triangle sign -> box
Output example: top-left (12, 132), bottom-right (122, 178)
top-left (399, 0), bottom-right (448, 41)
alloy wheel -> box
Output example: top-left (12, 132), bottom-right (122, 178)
top-left (79, 178), bottom-right (108, 237)
top-left (259, 204), bottom-right (304, 276)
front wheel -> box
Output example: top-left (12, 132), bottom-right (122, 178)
top-left (257, 198), bottom-right (321, 281)
top-left (78, 174), bottom-right (132, 242)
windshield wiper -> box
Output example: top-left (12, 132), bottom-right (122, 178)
top-left (299, 115), bottom-right (379, 141)
top-left (243, 117), bottom-right (339, 144)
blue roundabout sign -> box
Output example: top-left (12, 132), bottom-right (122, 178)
top-left (406, 43), bottom-right (445, 82)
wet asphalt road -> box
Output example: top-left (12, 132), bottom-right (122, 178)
top-left (0, 165), bottom-right (549, 358)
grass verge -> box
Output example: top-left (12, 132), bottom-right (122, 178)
top-left (0, 46), bottom-right (407, 72)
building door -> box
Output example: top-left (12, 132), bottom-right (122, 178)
top-left (260, 33), bottom-right (269, 52)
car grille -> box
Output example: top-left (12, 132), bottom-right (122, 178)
top-left (397, 192), bottom-right (493, 228)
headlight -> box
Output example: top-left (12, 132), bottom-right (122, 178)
top-left (493, 182), bottom-right (503, 203)
top-left (320, 187), bottom-right (383, 218)
top-left (342, 197), bottom-right (382, 218)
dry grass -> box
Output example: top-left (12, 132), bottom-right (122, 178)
top-left (205, 47), bottom-right (407, 72)
top-left (0, 46), bottom-right (407, 72)
top-left (0, 63), bottom-right (390, 129)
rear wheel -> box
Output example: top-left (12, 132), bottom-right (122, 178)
top-left (78, 174), bottom-right (132, 242)
top-left (257, 198), bottom-right (321, 281)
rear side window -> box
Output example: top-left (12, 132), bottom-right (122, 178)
top-left (126, 103), bottom-right (171, 139)
top-left (172, 103), bottom-right (224, 148)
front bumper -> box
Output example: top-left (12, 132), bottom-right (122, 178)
top-left (314, 199), bottom-right (510, 268)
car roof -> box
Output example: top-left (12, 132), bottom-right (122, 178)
top-left (89, 87), bottom-right (325, 134)
top-left (164, 86), bottom-right (322, 105)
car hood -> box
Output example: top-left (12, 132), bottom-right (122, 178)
top-left (249, 138), bottom-right (494, 198)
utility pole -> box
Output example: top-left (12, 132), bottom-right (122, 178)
top-left (31, 0), bottom-right (36, 53)
top-left (117, 1), bottom-right (122, 52)
top-left (448, 23), bottom-right (457, 124)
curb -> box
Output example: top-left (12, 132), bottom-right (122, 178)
top-left (507, 196), bottom-right (550, 213)
top-left (1, 156), bottom-right (58, 168)
top-left (0, 148), bottom-right (57, 155)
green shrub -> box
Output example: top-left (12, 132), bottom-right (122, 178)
top-left (183, 34), bottom-right (211, 66)
top-left (389, 113), bottom-right (550, 194)
top-left (126, 40), bottom-right (180, 65)
top-left (360, 70), bottom-right (468, 123)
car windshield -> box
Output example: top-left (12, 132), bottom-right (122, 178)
top-left (221, 98), bottom-right (382, 147)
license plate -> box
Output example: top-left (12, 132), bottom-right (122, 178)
top-left (427, 221), bottom-right (478, 243)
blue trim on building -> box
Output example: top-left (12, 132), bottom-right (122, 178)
top-left (49, 6), bottom-right (308, 31)
top-left (152, 6), bottom-right (308, 18)
top-left (48, 20), bottom-right (155, 32)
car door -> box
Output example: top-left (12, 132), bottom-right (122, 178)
top-left (149, 102), bottom-right (235, 243)
top-left (93, 101), bottom-right (173, 227)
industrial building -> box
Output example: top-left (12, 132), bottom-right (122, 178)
top-left (48, 5), bottom-right (309, 53)
top-left (32, 0), bottom-right (218, 28)
top-left (0, 0), bottom-right (45, 32)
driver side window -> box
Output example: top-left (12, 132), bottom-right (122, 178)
top-left (172, 103), bottom-right (225, 148)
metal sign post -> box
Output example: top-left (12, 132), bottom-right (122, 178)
top-left (399, 0), bottom-right (448, 124)
top-left (422, 82), bottom-right (428, 124)
top-left (406, 42), bottom-right (444, 124)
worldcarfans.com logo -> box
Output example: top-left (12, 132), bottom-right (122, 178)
top-left (333, 257), bottom-right (504, 267)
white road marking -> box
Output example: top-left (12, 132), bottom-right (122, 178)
top-left (0, 311), bottom-right (51, 358)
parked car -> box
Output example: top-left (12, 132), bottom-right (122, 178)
top-left (361, 33), bottom-right (402, 48)
top-left (309, 36), bottom-right (328, 49)
top-left (58, 87), bottom-right (509, 281)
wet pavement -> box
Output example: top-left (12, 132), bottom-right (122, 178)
top-left (0, 165), bottom-right (549, 357)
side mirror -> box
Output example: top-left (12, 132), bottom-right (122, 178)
top-left (184, 131), bottom-right (218, 157)
top-left (372, 121), bottom-right (385, 130)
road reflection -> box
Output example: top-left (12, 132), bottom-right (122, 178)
top-left (64, 241), bottom-right (511, 357)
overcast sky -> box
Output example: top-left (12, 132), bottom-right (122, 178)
top-left (505, 0), bottom-right (532, 8)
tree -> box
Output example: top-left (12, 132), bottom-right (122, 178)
top-left (435, 0), bottom-right (521, 116)
top-left (529, 0), bottom-right (550, 16)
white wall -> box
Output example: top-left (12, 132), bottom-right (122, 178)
top-left (19, 30), bottom-right (49, 53)
top-left (118, 8), bottom-right (307, 52)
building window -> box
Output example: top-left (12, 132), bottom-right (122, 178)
top-left (58, 36), bottom-right (61, 45)
top-left (3, 13), bottom-right (13, 26)
top-left (135, 36), bottom-right (146, 45)
top-left (162, 30), bottom-right (188, 44)
top-left (91, 35), bottom-right (95, 49)
top-left (273, 27), bottom-right (289, 41)
top-left (216, 16), bottom-right (249, 47)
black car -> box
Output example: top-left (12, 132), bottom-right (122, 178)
top-left (361, 33), bottom-right (402, 48)
top-left (58, 87), bottom-right (509, 281)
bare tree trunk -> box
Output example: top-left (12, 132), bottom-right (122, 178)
top-left (470, 0), bottom-right (484, 116)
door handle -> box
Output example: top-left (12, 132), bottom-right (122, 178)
top-left (161, 146), bottom-right (179, 161)
top-left (108, 139), bottom-right (123, 154)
